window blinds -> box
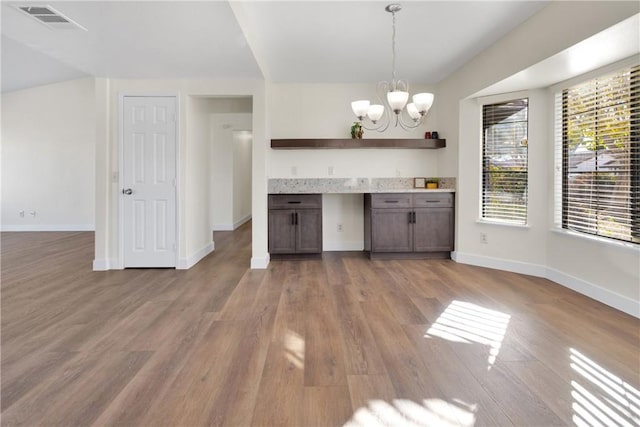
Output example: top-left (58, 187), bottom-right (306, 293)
top-left (482, 98), bottom-right (529, 224)
top-left (561, 65), bottom-right (639, 244)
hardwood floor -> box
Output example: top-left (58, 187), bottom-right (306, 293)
top-left (2, 223), bottom-right (639, 426)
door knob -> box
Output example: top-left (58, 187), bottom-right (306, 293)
top-left (122, 188), bottom-right (133, 195)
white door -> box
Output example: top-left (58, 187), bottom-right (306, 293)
top-left (122, 96), bottom-right (177, 267)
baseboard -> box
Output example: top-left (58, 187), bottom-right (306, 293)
top-left (213, 215), bottom-right (252, 232)
top-left (323, 241), bottom-right (364, 251)
top-left (1, 224), bottom-right (95, 232)
top-left (251, 253), bottom-right (270, 269)
top-left (233, 214), bottom-right (252, 229)
top-left (177, 242), bottom-right (215, 270)
top-left (212, 223), bottom-right (234, 231)
top-left (546, 267), bottom-right (639, 318)
top-left (453, 251), bottom-right (547, 277)
top-left (454, 251), bottom-right (639, 318)
top-left (93, 258), bottom-right (110, 271)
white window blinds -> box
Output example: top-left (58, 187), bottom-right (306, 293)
top-left (561, 65), bottom-right (639, 244)
top-left (482, 98), bottom-right (529, 224)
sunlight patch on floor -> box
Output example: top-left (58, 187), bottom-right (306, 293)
top-left (344, 398), bottom-right (476, 427)
top-left (284, 329), bottom-right (305, 369)
top-left (424, 300), bottom-right (511, 369)
top-left (570, 348), bottom-right (639, 427)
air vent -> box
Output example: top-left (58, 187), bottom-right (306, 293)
top-left (16, 5), bottom-right (87, 30)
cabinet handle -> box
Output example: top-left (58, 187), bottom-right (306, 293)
top-left (287, 201), bottom-right (302, 204)
top-left (425, 200), bottom-right (441, 203)
top-left (291, 212), bottom-right (295, 225)
top-left (413, 212), bottom-right (416, 223)
top-left (408, 212), bottom-right (413, 224)
top-left (384, 200), bottom-right (399, 203)
top-left (295, 212), bottom-right (298, 225)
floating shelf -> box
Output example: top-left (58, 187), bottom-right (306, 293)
top-left (271, 138), bottom-right (446, 150)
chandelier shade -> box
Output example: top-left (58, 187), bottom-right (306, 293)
top-left (351, 3), bottom-right (434, 132)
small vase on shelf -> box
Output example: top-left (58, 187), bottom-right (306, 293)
top-left (351, 122), bottom-right (364, 139)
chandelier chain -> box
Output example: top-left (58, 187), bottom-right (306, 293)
top-left (391, 9), bottom-right (397, 88)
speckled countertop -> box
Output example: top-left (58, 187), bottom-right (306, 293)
top-left (268, 178), bottom-right (456, 194)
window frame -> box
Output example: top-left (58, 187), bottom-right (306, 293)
top-left (480, 97), bottom-right (530, 225)
top-left (559, 65), bottom-right (639, 245)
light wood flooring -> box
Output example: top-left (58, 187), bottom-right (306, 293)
top-left (1, 222), bottom-right (639, 426)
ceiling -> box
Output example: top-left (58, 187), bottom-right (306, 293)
top-left (1, 1), bottom-right (554, 92)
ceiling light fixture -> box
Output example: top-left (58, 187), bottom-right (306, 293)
top-left (351, 3), bottom-right (434, 132)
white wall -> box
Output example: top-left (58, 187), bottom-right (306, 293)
top-left (268, 82), bottom-right (441, 250)
top-left (210, 112), bottom-right (252, 230)
top-left (1, 78), bottom-right (95, 231)
top-left (436, 1), bottom-right (640, 315)
top-left (184, 96), bottom-right (213, 266)
top-left (233, 130), bottom-right (252, 227)
top-left (93, 79), bottom-right (268, 270)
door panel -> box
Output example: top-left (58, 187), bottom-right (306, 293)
top-left (296, 209), bottom-right (322, 253)
top-left (123, 96), bottom-right (177, 267)
top-left (414, 208), bottom-right (454, 252)
top-left (371, 209), bottom-right (413, 252)
top-left (268, 209), bottom-right (296, 254)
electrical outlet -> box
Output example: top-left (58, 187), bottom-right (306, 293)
top-left (291, 166), bottom-right (297, 176)
top-left (30, 211), bottom-right (36, 217)
top-left (19, 210), bottom-right (25, 218)
top-left (395, 169), bottom-right (401, 177)
top-left (337, 223), bottom-right (343, 232)
top-left (328, 166), bottom-right (334, 176)
top-left (480, 233), bottom-right (488, 244)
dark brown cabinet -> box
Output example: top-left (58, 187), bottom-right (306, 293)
top-left (268, 194), bottom-right (322, 254)
top-left (364, 192), bottom-right (454, 258)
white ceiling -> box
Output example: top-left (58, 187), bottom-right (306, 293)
top-left (13, 0), bottom-right (631, 94)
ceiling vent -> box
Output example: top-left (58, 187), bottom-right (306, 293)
top-left (16, 5), bottom-right (87, 31)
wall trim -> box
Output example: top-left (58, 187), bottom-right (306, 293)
top-left (453, 251), bottom-right (639, 318)
top-left (92, 258), bottom-right (118, 271)
top-left (1, 224), bottom-right (95, 232)
top-left (234, 214), bottom-right (252, 230)
top-left (453, 251), bottom-right (547, 277)
top-left (251, 253), bottom-right (270, 269)
top-left (323, 241), bottom-right (365, 252)
top-left (177, 242), bottom-right (214, 270)
top-left (213, 214), bottom-right (252, 232)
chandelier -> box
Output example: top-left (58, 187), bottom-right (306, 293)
top-left (351, 4), bottom-right (434, 132)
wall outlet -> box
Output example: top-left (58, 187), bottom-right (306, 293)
top-left (19, 210), bottom-right (25, 218)
top-left (395, 169), bottom-right (401, 177)
top-left (337, 223), bottom-right (343, 232)
top-left (291, 166), bottom-right (298, 176)
top-left (328, 166), bottom-right (334, 176)
top-left (480, 233), bottom-right (488, 244)
top-left (30, 211), bottom-right (36, 217)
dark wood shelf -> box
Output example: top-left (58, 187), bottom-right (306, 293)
top-left (271, 138), bottom-right (446, 150)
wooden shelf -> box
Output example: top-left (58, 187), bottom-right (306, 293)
top-left (271, 138), bottom-right (446, 150)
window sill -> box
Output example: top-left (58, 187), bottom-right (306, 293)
top-left (551, 228), bottom-right (640, 252)
top-left (476, 219), bottom-right (530, 229)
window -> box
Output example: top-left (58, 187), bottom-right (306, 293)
top-left (482, 98), bottom-right (529, 224)
top-left (561, 65), bottom-right (639, 244)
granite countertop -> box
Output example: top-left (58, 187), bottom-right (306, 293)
top-left (268, 178), bottom-right (456, 194)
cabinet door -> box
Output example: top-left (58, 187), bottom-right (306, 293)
top-left (296, 209), bottom-right (322, 253)
top-left (370, 209), bottom-right (413, 252)
top-left (268, 209), bottom-right (296, 254)
top-left (413, 208), bottom-right (454, 252)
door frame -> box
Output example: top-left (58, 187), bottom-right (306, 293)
top-left (118, 92), bottom-right (181, 269)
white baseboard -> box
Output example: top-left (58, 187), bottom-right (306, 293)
top-left (323, 241), bottom-right (365, 251)
top-left (546, 267), bottom-right (640, 318)
top-left (93, 258), bottom-right (110, 271)
top-left (453, 251), bottom-right (547, 277)
top-left (1, 224), bottom-right (95, 232)
top-left (177, 242), bottom-right (215, 270)
top-left (213, 214), bottom-right (252, 232)
top-left (453, 251), bottom-right (639, 318)
top-left (251, 253), bottom-right (270, 269)
top-left (212, 223), bottom-right (234, 231)
top-left (234, 214), bottom-right (252, 229)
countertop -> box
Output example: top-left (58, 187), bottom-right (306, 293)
top-left (268, 178), bottom-right (456, 194)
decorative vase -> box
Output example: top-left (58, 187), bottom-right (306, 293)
top-left (351, 122), bottom-right (364, 139)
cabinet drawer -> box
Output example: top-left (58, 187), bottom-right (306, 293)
top-left (370, 193), bottom-right (412, 208)
top-left (413, 193), bottom-right (454, 208)
top-left (269, 194), bottom-right (322, 209)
